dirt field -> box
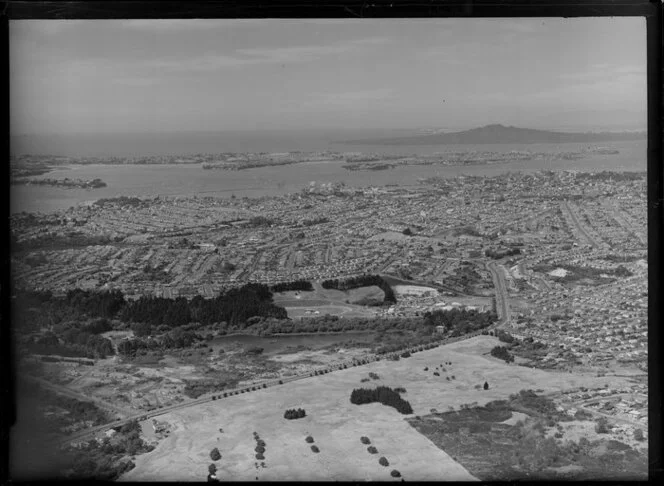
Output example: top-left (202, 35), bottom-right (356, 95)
top-left (120, 335), bottom-right (638, 482)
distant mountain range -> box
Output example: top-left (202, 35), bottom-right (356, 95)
top-left (339, 124), bottom-right (647, 145)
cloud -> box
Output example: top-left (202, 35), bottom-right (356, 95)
top-left (144, 36), bottom-right (391, 73)
top-left (303, 88), bottom-right (394, 109)
top-left (558, 63), bottom-right (646, 83)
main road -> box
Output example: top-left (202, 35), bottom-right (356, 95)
top-left (486, 262), bottom-right (511, 325)
top-left (560, 200), bottom-right (603, 249)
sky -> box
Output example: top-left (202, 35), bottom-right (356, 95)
top-left (10, 18), bottom-right (647, 135)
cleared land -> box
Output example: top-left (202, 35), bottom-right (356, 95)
top-left (274, 285), bottom-right (385, 319)
top-left (120, 336), bottom-right (637, 481)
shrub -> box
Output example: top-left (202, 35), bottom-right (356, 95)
top-left (305, 436), bottom-right (314, 443)
top-left (490, 345), bottom-right (514, 363)
top-left (483, 381), bottom-right (489, 390)
top-left (367, 446), bottom-right (378, 454)
top-left (595, 417), bottom-right (611, 434)
top-left (210, 447), bottom-right (221, 461)
top-left (401, 351), bottom-right (411, 358)
top-left (284, 408), bottom-right (306, 420)
top-left (262, 383), bottom-right (267, 388)
top-left (424, 367), bottom-right (428, 371)
top-left (311, 445), bottom-right (320, 453)
top-left (379, 457), bottom-right (389, 466)
top-left (278, 380), bottom-right (283, 385)
top-left (394, 387), bottom-right (406, 394)
top-left (360, 436), bottom-right (371, 445)
top-left (390, 469), bottom-right (401, 478)
top-left (634, 428), bottom-right (645, 441)
top-left (433, 372), bottom-right (440, 376)
top-left (369, 372), bottom-right (380, 380)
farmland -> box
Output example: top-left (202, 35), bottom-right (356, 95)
top-left (119, 335), bottom-right (644, 481)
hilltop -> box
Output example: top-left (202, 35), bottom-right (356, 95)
top-left (339, 124), bottom-right (646, 145)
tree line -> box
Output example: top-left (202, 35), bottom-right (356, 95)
top-left (270, 280), bottom-right (314, 292)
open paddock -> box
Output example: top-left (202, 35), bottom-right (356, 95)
top-left (121, 335), bottom-right (635, 482)
top-left (285, 305), bottom-right (354, 318)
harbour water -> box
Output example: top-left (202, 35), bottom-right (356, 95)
top-left (10, 137), bottom-right (646, 214)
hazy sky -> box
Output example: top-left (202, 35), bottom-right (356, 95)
top-left (10, 18), bottom-right (646, 134)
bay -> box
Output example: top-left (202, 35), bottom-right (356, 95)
top-left (10, 139), bottom-right (646, 214)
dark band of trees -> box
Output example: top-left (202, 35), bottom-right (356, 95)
top-left (270, 280), bottom-right (314, 292)
top-left (350, 386), bottom-right (413, 415)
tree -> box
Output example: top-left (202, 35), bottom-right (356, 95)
top-left (208, 464), bottom-right (217, 474)
top-left (391, 470), bottom-right (401, 478)
top-left (379, 457), bottom-right (389, 466)
top-left (595, 417), bottom-right (610, 434)
top-left (305, 436), bottom-right (314, 443)
top-left (210, 447), bottom-right (221, 461)
top-left (484, 381), bottom-right (489, 390)
top-left (634, 428), bottom-right (644, 441)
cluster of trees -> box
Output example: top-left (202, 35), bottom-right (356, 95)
top-left (270, 280), bottom-right (313, 292)
top-left (485, 247), bottom-right (521, 259)
top-left (350, 386), bottom-right (413, 415)
top-left (321, 275), bottom-right (396, 304)
top-left (117, 328), bottom-right (203, 358)
top-left (14, 284), bottom-right (288, 334)
top-left (24, 329), bottom-right (115, 359)
top-left (120, 284), bottom-right (287, 328)
top-left (423, 308), bottom-right (496, 336)
top-left (490, 346), bottom-right (514, 363)
top-left (496, 330), bottom-right (516, 343)
top-left (284, 408), bottom-right (306, 420)
top-left (63, 289), bottom-right (126, 319)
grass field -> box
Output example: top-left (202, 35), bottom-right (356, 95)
top-left (274, 284), bottom-right (384, 319)
top-left (120, 336), bottom-right (638, 482)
